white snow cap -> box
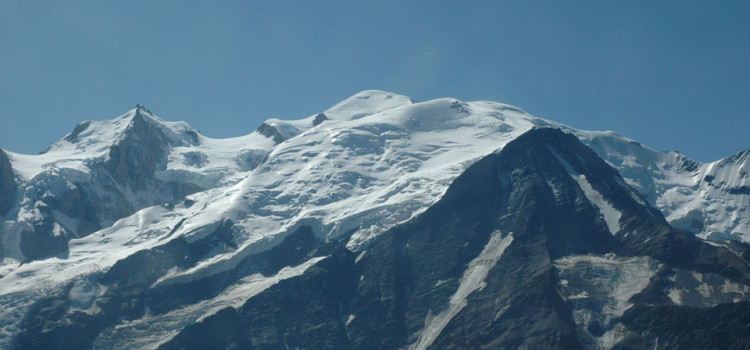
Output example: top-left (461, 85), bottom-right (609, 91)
top-left (323, 90), bottom-right (414, 121)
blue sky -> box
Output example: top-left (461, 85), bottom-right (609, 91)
top-left (1, 0), bottom-right (748, 161)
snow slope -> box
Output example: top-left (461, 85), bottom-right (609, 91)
top-left (579, 132), bottom-right (749, 242)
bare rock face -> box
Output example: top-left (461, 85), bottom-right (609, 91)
top-left (103, 108), bottom-right (170, 189)
top-left (0, 148), bottom-right (15, 216)
top-left (0, 149), bottom-right (16, 216)
top-left (0, 148), bottom-right (16, 259)
top-left (256, 122), bottom-right (287, 144)
top-left (312, 112), bottom-right (328, 126)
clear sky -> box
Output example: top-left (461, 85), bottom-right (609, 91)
top-left (1, 0), bottom-right (748, 161)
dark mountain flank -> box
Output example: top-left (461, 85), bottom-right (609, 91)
top-left (155, 128), bottom-right (750, 349)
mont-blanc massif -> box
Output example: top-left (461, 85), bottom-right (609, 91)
top-left (1, 91), bottom-right (748, 349)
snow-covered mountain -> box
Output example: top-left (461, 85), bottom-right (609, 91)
top-left (0, 91), bottom-right (748, 349)
top-left (579, 131), bottom-right (750, 242)
top-left (1, 105), bottom-right (273, 261)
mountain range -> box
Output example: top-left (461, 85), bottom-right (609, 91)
top-left (0, 91), bottom-right (748, 349)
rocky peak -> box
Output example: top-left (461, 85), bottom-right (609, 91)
top-left (312, 112), bottom-right (328, 126)
top-left (489, 127), bottom-right (656, 255)
top-left (52, 105), bottom-right (182, 157)
top-left (718, 148), bottom-right (750, 169)
top-left (134, 103), bottom-right (151, 115)
top-left (709, 148), bottom-right (750, 196)
top-left (104, 110), bottom-right (171, 188)
top-left (125, 106), bottom-right (167, 140)
top-left (256, 122), bottom-right (288, 144)
top-left (63, 121), bottom-right (93, 143)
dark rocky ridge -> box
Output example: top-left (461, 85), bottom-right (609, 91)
top-left (63, 121), bottom-right (92, 143)
top-left (0, 148), bottom-right (15, 216)
top-left (313, 112), bottom-right (328, 126)
top-left (0, 149), bottom-right (16, 258)
top-left (256, 123), bottom-right (287, 144)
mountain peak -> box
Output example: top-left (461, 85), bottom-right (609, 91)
top-left (324, 90), bottom-right (413, 120)
top-left (132, 104), bottom-right (149, 119)
top-left (33, 106), bottom-right (200, 163)
top-left (129, 104), bottom-right (158, 124)
top-left (128, 105), bottom-right (168, 136)
top-left (52, 108), bottom-right (158, 152)
top-left (349, 89), bottom-right (411, 101)
top-left (721, 148), bottom-right (750, 166)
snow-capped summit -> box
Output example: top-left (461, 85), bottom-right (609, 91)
top-left (46, 105), bottom-right (189, 156)
top-left (322, 90), bottom-right (413, 121)
top-left (254, 90), bottom-right (414, 146)
top-left (0, 106), bottom-right (273, 262)
top-left (6, 106), bottom-right (197, 182)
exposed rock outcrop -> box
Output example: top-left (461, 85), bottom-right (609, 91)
top-left (0, 149), bottom-right (15, 216)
